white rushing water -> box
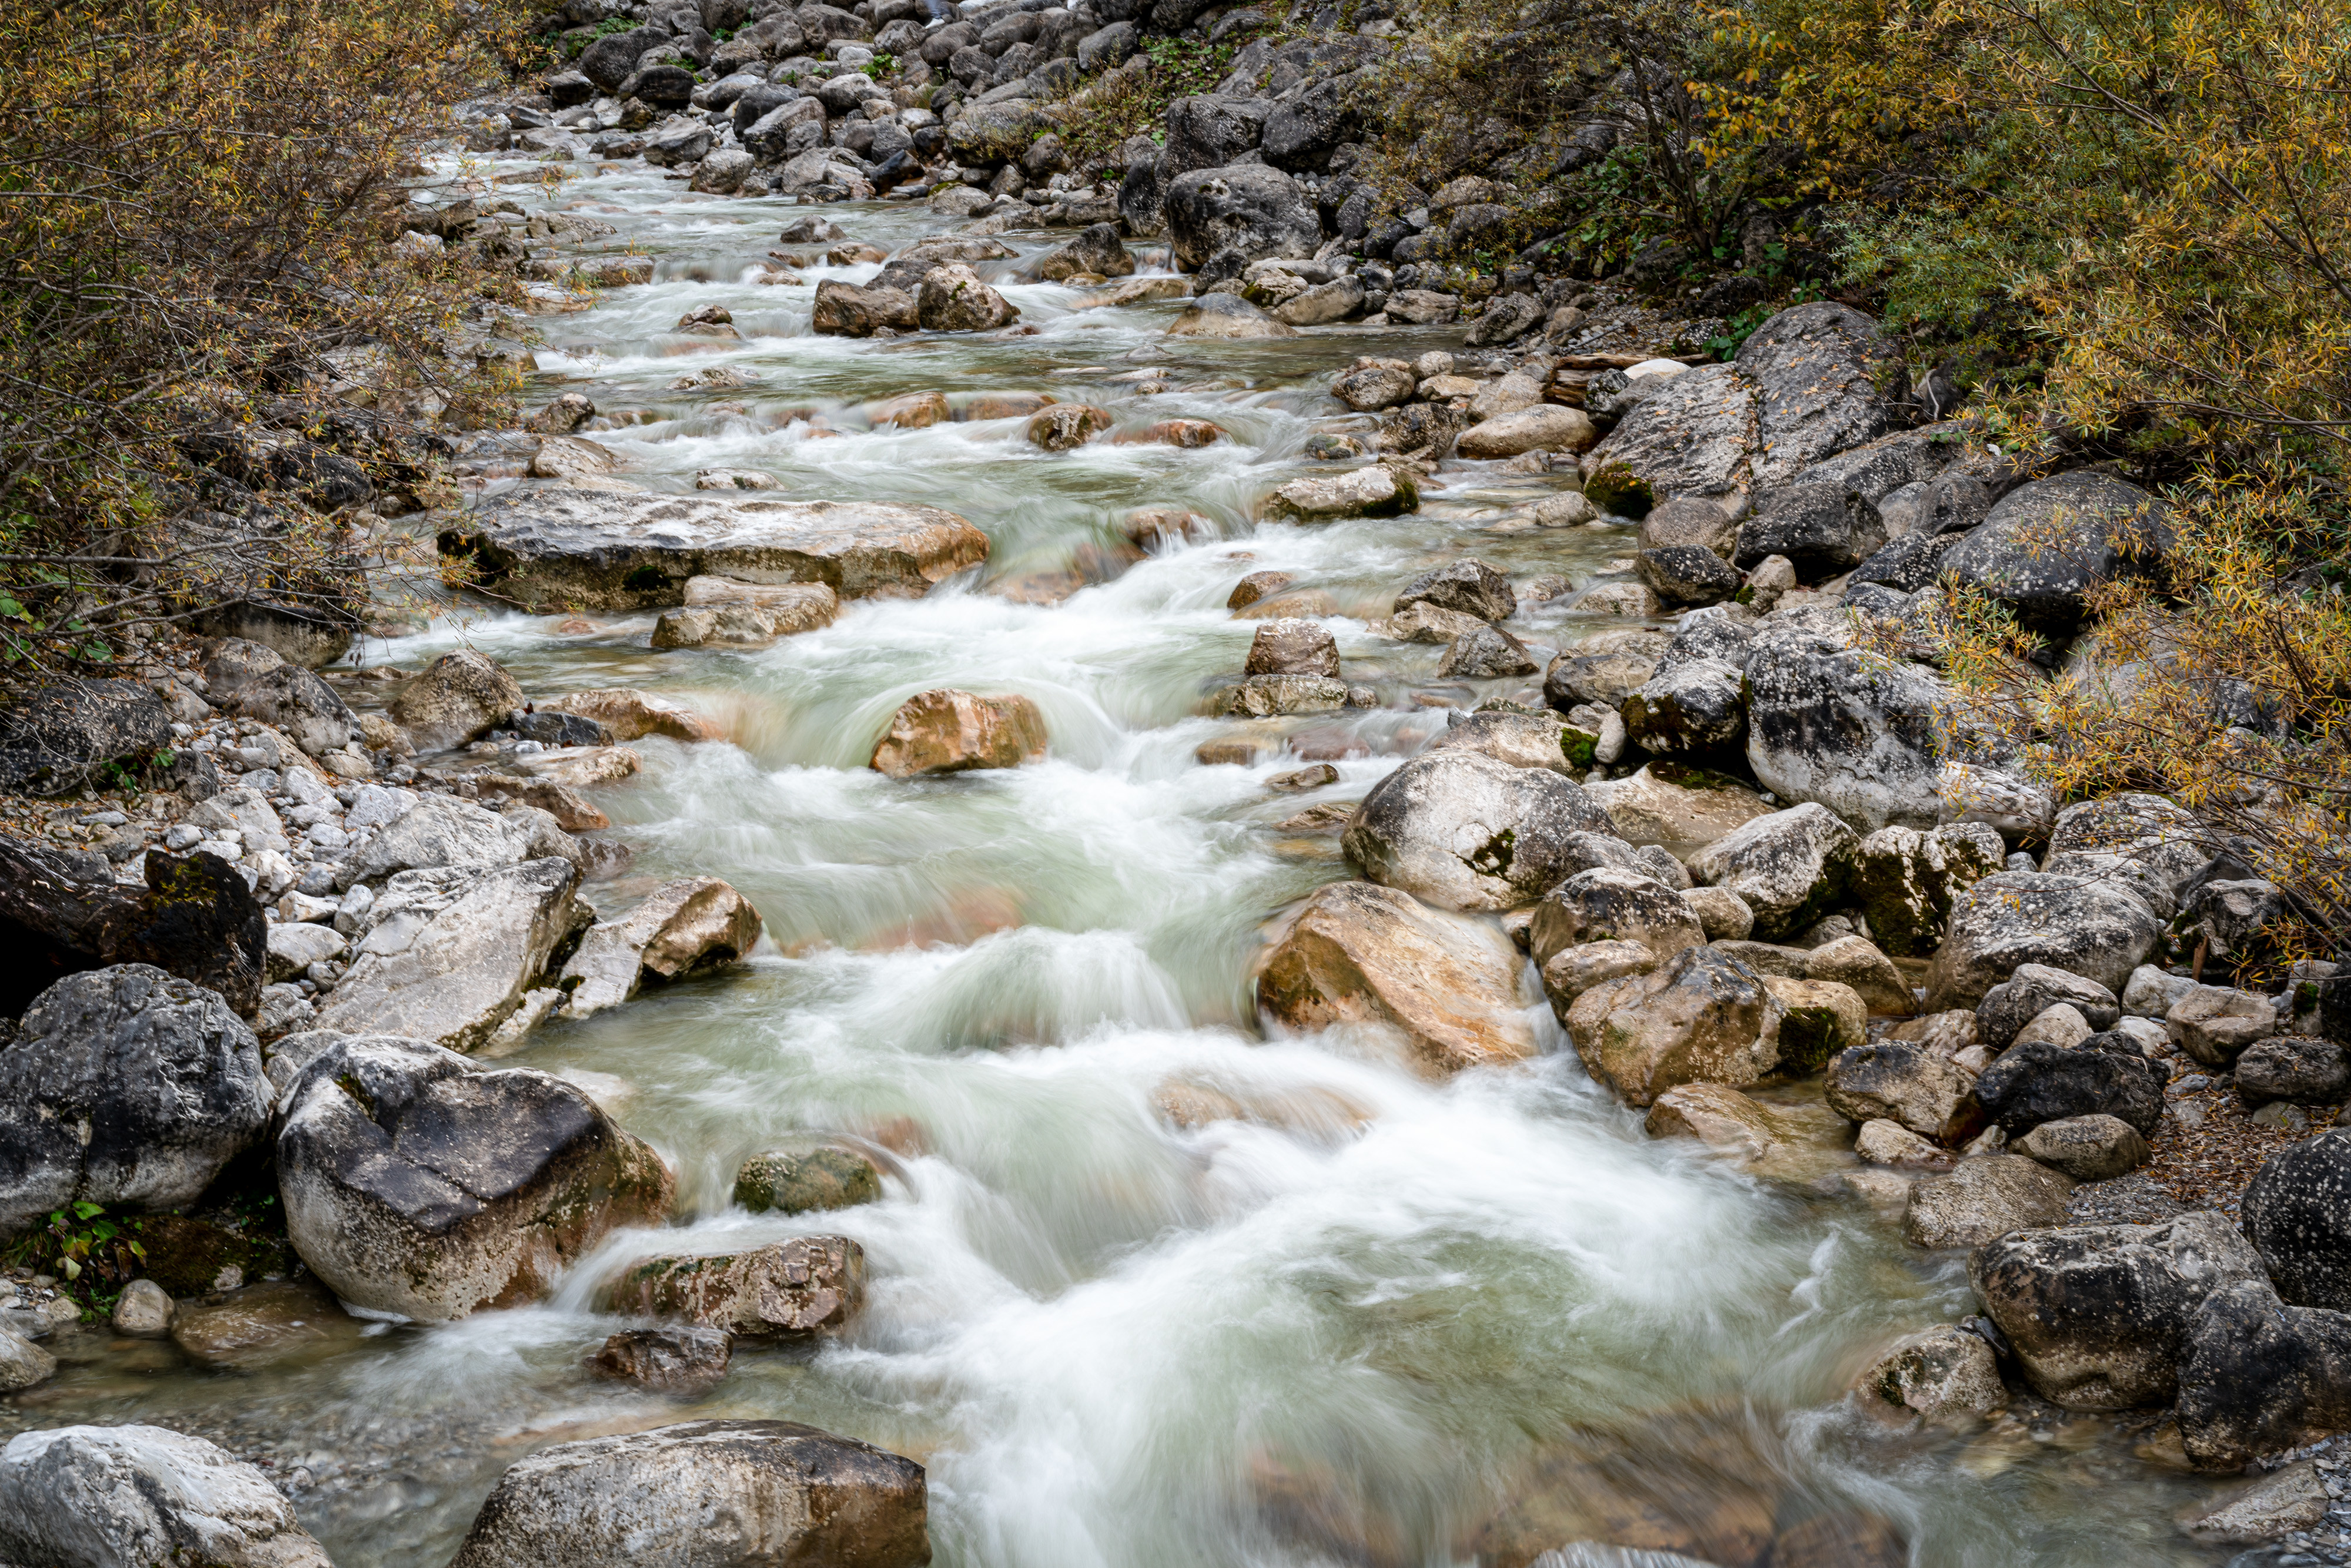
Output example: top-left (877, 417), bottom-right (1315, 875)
top-left (8, 152), bottom-right (2252, 1567)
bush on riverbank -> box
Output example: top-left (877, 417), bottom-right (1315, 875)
top-left (0, 0), bottom-right (529, 677)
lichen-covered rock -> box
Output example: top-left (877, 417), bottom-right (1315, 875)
top-left (0, 678), bottom-right (173, 796)
top-left (1564, 944), bottom-right (1785, 1105)
top-left (1742, 617), bottom-right (1949, 831)
top-left (561, 877), bottom-right (763, 1017)
top-left (448, 1420), bottom-right (929, 1568)
top-left (2015, 1114), bottom-right (2151, 1180)
top-left (734, 1141), bottom-right (883, 1214)
top-left (2243, 1130), bottom-right (2351, 1311)
top-left (1438, 623), bottom-right (1539, 678)
top-left (1825, 1041), bottom-right (1975, 1143)
top-left (1582, 363), bottom-right (1757, 500)
top-left (1903, 1155), bottom-right (2074, 1249)
top-left (1621, 658), bottom-right (1745, 756)
top-left (1224, 674), bottom-right (1349, 716)
top-left (869, 689), bottom-right (1048, 778)
top-left (1763, 975), bottom-right (1867, 1074)
top-left (1924, 872), bottom-right (2166, 1011)
top-left (0, 966), bottom-right (270, 1241)
top-left (1973, 1037), bottom-right (2164, 1135)
top-left (1803, 934), bottom-right (1914, 1015)
top-left (1263, 463), bottom-right (1416, 519)
top-left (590, 1326), bottom-right (733, 1392)
top-left (1850, 823), bottom-right (2007, 957)
top-left (2177, 1280), bottom-right (2351, 1468)
top-left (277, 1035), bottom-right (674, 1320)
top-left (1969, 1212), bottom-right (2264, 1409)
top-left (2236, 1036), bottom-right (2351, 1108)
top-left (1857, 1325), bottom-right (2006, 1426)
top-left (2166, 984), bottom-right (2279, 1066)
top-left (1941, 471), bottom-right (2173, 633)
top-left (1976, 963), bottom-right (2124, 1050)
top-left (1582, 762), bottom-right (1773, 854)
top-left (2181, 1462), bottom-right (2333, 1545)
top-left (1425, 710), bottom-right (1583, 773)
top-left (1342, 750), bottom-right (1614, 912)
top-left (1733, 485), bottom-right (1887, 579)
top-left (0, 1425), bottom-right (333, 1568)
top-left (1528, 867), bottom-right (1704, 972)
top-left (1685, 802), bottom-right (1858, 941)
top-left (1544, 630), bottom-right (1671, 709)
top-left (1255, 880), bottom-right (1536, 1074)
top-left (1165, 163), bottom-right (1319, 270)
top-left (599, 1236), bottom-right (864, 1337)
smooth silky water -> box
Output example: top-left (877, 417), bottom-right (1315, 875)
top-left (0, 152), bottom-right (2252, 1566)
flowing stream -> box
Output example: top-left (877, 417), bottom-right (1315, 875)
top-left (4, 155), bottom-right (2262, 1567)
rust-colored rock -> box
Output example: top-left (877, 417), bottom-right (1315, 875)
top-left (542, 688), bottom-right (724, 743)
top-left (869, 689), bottom-right (1048, 778)
top-left (599, 1236), bottom-right (865, 1337)
top-left (1026, 404), bottom-right (1114, 451)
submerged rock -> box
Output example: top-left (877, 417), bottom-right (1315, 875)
top-left (734, 1141), bottom-right (884, 1214)
top-left (590, 1326), bottom-right (733, 1392)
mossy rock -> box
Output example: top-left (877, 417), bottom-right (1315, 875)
top-left (1559, 725), bottom-right (1599, 768)
top-left (733, 1143), bottom-right (882, 1215)
top-left (1649, 759), bottom-right (1752, 795)
top-left (129, 1211), bottom-right (296, 1296)
top-left (1583, 463), bottom-right (1654, 519)
top-left (1774, 1006), bottom-right (1845, 1077)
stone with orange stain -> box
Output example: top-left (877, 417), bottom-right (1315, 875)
top-left (869, 688), bottom-right (1048, 778)
top-left (1120, 507), bottom-right (1214, 547)
top-left (1150, 1077), bottom-right (1374, 1135)
top-left (1228, 569), bottom-right (1293, 609)
top-left (1255, 880), bottom-right (1535, 1076)
top-left (544, 688), bottom-right (724, 743)
top-left (962, 391), bottom-right (1056, 421)
top-left (856, 886), bottom-right (1025, 950)
top-left (868, 390), bottom-right (951, 429)
top-left (1233, 588), bottom-right (1338, 621)
top-left (1111, 418), bottom-right (1224, 448)
top-left (1458, 1416), bottom-right (1780, 1568)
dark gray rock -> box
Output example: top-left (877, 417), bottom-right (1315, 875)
top-left (0, 839), bottom-right (266, 1019)
top-left (0, 679), bottom-right (172, 796)
top-left (2244, 1130), bottom-right (2351, 1310)
top-left (2178, 1279), bottom-right (2351, 1468)
top-left (1260, 75), bottom-right (1359, 172)
top-left (578, 25), bottom-right (668, 91)
top-left (1164, 164), bottom-right (1320, 272)
top-left (222, 665), bottom-right (356, 758)
top-left (1940, 471), bottom-right (2175, 633)
top-left (1117, 149), bottom-right (1166, 235)
top-left (1635, 545), bottom-right (1742, 608)
top-left (1395, 558), bottom-right (1513, 622)
top-left (1850, 529), bottom-right (1963, 592)
top-left (1973, 1036), bottom-right (2164, 1135)
top-left (1341, 749), bottom-right (1614, 912)
top-left (1734, 302), bottom-right (1908, 488)
top-left (1621, 658), bottom-right (1744, 756)
top-left (1734, 484), bottom-right (1887, 578)
top-left (2182, 877), bottom-right (2297, 971)
top-left (1978, 963), bottom-right (2123, 1050)
top-left (1742, 618), bottom-right (1947, 831)
top-left (1161, 95), bottom-right (1269, 180)
top-left (1969, 1212), bottom-right (2266, 1409)
top-left (0, 965), bottom-right (270, 1241)
top-left (1850, 823), bottom-right (2007, 958)
top-left (2237, 1037), bottom-right (2351, 1108)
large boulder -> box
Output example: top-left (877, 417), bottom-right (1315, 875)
top-left (562, 877), bottom-right (763, 1017)
top-left (1742, 618), bottom-right (1948, 832)
top-left (277, 1035), bottom-right (674, 1321)
top-left (578, 25), bottom-right (668, 89)
top-left (1455, 407), bottom-right (1598, 461)
top-left (213, 652), bottom-right (357, 758)
top-left (917, 263), bottom-right (1020, 331)
top-left (868, 689), bottom-right (1047, 778)
top-left (1621, 659), bottom-right (1745, 756)
top-left (1924, 872), bottom-right (2166, 1010)
top-left (1262, 463), bottom-right (1412, 518)
top-left (1255, 880), bottom-right (1536, 1074)
top-left (1733, 485), bottom-right (1887, 579)
top-left (343, 792), bottom-right (537, 884)
top-left (1941, 471), bottom-right (2173, 633)
top-left (812, 279), bottom-right (920, 337)
top-left (1563, 944), bottom-right (1786, 1105)
top-left (1342, 751), bottom-right (1613, 912)
top-left (1902, 1155), bottom-right (2074, 1249)
top-left (1734, 302), bottom-right (1905, 488)
top-left (1528, 867), bottom-right (1704, 971)
top-left (1849, 823), bottom-right (2006, 957)
top-left (447, 1421), bottom-right (928, 1568)
top-left (0, 678), bottom-right (172, 796)
top-left (440, 490), bottom-right (990, 611)
top-left (0, 1425), bottom-right (333, 1568)
top-left (2014, 1114), bottom-right (2149, 1180)
top-left (1825, 1041), bottom-right (1975, 1143)
top-left (2243, 1131), bottom-right (2351, 1311)
top-left (310, 859), bottom-right (591, 1053)
top-left (1543, 629), bottom-right (1669, 708)
top-left (2177, 1280), bottom-right (2351, 1468)
top-left (1684, 803), bottom-right (1857, 941)
top-left (1160, 93), bottom-right (1268, 180)
top-left (0, 966), bottom-right (270, 1241)
top-left (387, 650), bottom-right (525, 753)
top-left (0, 839), bottom-right (266, 1018)
top-left (1164, 164), bottom-right (1320, 271)
top-left (2238, 1036), bottom-right (2351, 1108)
top-left (600, 1237), bottom-right (864, 1336)
top-left (1972, 1036), bottom-right (2164, 1135)
top-left (1582, 363), bottom-right (1757, 501)
top-left (1969, 1213), bottom-right (2266, 1409)
top-left (1395, 559), bottom-right (1514, 622)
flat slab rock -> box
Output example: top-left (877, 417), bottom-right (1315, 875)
top-left (440, 491), bottom-right (990, 611)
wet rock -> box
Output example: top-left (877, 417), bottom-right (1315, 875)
top-left (734, 1141), bottom-right (883, 1214)
top-left (918, 262), bottom-right (1020, 331)
top-left (1644, 1081), bottom-right (1792, 1163)
top-left (1255, 879), bottom-right (1536, 1074)
top-left (1742, 618), bottom-right (1948, 832)
top-left (2243, 1130), bottom-right (2351, 1310)
top-left (1564, 944), bottom-right (1786, 1105)
top-left (312, 858), bottom-right (591, 1053)
top-left (1849, 822), bottom-right (2006, 957)
top-left (1735, 302), bottom-right (1906, 488)
top-left (1166, 165), bottom-right (1319, 270)
top-left (1026, 403), bottom-right (1113, 450)
top-left (1264, 463), bottom-right (1415, 518)
top-left (812, 279), bottom-right (920, 336)
top-left (1582, 363), bottom-right (1757, 501)
top-left (1858, 1325), bottom-right (2006, 1425)
top-left (682, 576), bottom-right (840, 636)
top-left (590, 1326), bottom-right (733, 1392)
top-left (2176, 1279), bottom-right (2351, 1467)
top-left (1332, 361), bottom-right (1416, 411)
top-left (1686, 803), bottom-right (1857, 942)
top-left (1438, 623), bottom-right (1539, 678)
top-left (1455, 407), bottom-right (1598, 461)
top-left (869, 689), bottom-right (1048, 778)
top-left (1763, 975), bottom-right (1867, 1073)
top-left (1031, 221), bottom-right (1134, 282)
top-left (1622, 659), bottom-right (1745, 756)
top-left (1247, 618), bottom-right (1340, 678)
top-left (277, 1035), bottom-right (674, 1320)
top-left (1342, 749), bottom-right (1613, 912)
top-left (600, 1235), bottom-right (865, 1337)
top-left (562, 877), bottom-right (764, 1017)
top-left (168, 1276), bottom-right (366, 1369)
top-left (1165, 292), bottom-right (1297, 339)
top-left (1974, 1037), bottom-right (2163, 1135)
top-left (441, 490), bottom-right (991, 610)
top-left (0, 839), bottom-right (267, 1020)
top-left (1582, 762), bottom-right (1772, 853)
top-left (0, 1425), bottom-right (333, 1568)
top-left (0, 1327), bottom-right (54, 1392)
top-left (387, 649), bottom-right (525, 752)
top-left (1856, 1118), bottom-right (1944, 1165)
top-left (447, 1420), bottom-right (927, 1568)
top-left (0, 678), bottom-right (173, 796)
top-left (1924, 872), bottom-right (2166, 1010)
top-left (2236, 1036), bottom-right (2351, 1108)
top-left (110, 1276), bottom-right (173, 1338)
top-left (0, 965), bottom-right (270, 1241)
top-left (1228, 570), bottom-right (1294, 609)
top-left (1396, 558), bottom-right (1515, 623)
top-left (544, 687), bottom-right (724, 743)
top-left (1941, 471), bottom-right (2173, 633)
top-left (2014, 1114), bottom-right (2149, 1179)
top-left (1902, 1155), bottom-right (2074, 1249)
top-left (1426, 710), bottom-right (1583, 773)
top-left (1224, 674), bottom-right (1349, 716)
top-left (1529, 867), bottom-right (1704, 971)
top-left (1272, 276), bottom-right (1366, 326)
top-left (1388, 601), bottom-right (1492, 645)
top-left (2182, 1460), bottom-right (2331, 1544)
top-left (2166, 984), bottom-right (2277, 1066)
top-left (1825, 1041), bottom-right (1975, 1142)
top-left (1977, 963), bottom-right (2124, 1050)
top-left (1975, 1213), bottom-right (2266, 1410)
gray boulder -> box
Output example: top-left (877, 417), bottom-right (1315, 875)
top-left (2015, 1114), bottom-right (2151, 1180)
top-left (1977, 963), bottom-right (2123, 1049)
top-left (1635, 545), bottom-right (1742, 608)
top-left (447, 1420), bottom-right (928, 1568)
top-left (1342, 750), bottom-right (1613, 912)
top-left (1972, 1036), bottom-right (2164, 1135)
top-left (1621, 659), bottom-right (1744, 756)
top-left (1850, 822), bottom-right (2006, 957)
top-left (1528, 867), bottom-right (1704, 971)
top-left (2244, 1130), bottom-right (2351, 1311)
top-left (1543, 630), bottom-right (1670, 708)
top-left (1903, 1154), bottom-right (2075, 1249)
top-left (0, 679), bottom-right (172, 796)
top-left (1941, 471), bottom-right (2174, 633)
top-left (344, 792), bottom-right (534, 884)
top-left (1734, 302), bottom-right (1907, 488)
top-left (1825, 1041), bottom-right (1975, 1142)
top-left (1396, 558), bottom-right (1514, 622)
top-left (1686, 803), bottom-right (1858, 941)
top-left (1733, 485), bottom-right (1887, 579)
top-left (277, 1036), bottom-right (674, 1321)
top-left (1969, 1212), bottom-right (2266, 1408)
top-left (2237, 1036), bottom-right (2351, 1108)
top-left (1160, 93), bottom-right (1268, 180)
top-left (1582, 363), bottom-right (1756, 500)
top-left (388, 649), bottom-right (526, 752)
top-left (1165, 165), bottom-right (1319, 272)
top-left (1743, 617), bottom-right (1948, 831)
top-left (1438, 623), bottom-right (1538, 678)
top-left (1925, 871), bottom-right (2166, 1009)
top-left (0, 966), bottom-right (270, 1241)
top-left (579, 25), bottom-right (668, 90)
top-left (0, 1425), bottom-right (332, 1568)
top-left (1425, 710), bottom-right (1583, 774)
top-left (2178, 1279), bottom-right (2351, 1468)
